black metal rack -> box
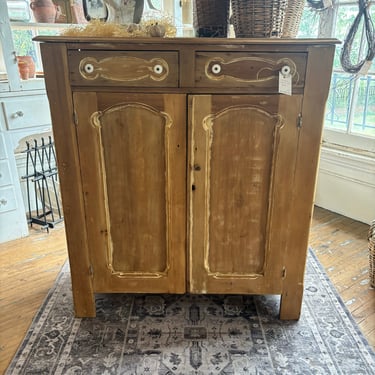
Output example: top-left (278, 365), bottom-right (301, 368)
top-left (22, 136), bottom-right (63, 230)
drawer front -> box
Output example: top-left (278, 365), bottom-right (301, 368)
top-left (195, 52), bottom-right (307, 91)
top-left (0, 186), bottom-right (17, 213)
top-left (1, 96), bottom-right (52, 130)
top-left (69, 51), bottom-right (179, 87)
top-left (0, 160), bottom-right (12, 187)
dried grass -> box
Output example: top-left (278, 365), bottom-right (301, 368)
top-left (61, 18), bottom-right (176, 38)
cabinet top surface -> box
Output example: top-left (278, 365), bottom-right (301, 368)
top-left (34, 36), bottom-right (340, 47)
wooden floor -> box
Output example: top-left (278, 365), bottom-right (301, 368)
top-left (0, 206), bottom-right (374, 373)
top-left (309, 207), bottom-right (375, 347)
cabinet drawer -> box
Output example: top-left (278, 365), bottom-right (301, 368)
top-left (69, 51), bottom-right (179, 87)
top-left (0, 186), bottom-right (17, 213)
top-left (1, 96), bottom-right (52, 130)
top-left (195, 52), bottom-right (307, 91)
top-left (0, 160), bottom-right (12, 187)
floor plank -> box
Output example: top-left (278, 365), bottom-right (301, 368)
top-left (309, 206), bottom-right (375, 349)
top-left (0, 224), bottom-right (68, 373)
top-left (0, 206), bottom-right (374, 373)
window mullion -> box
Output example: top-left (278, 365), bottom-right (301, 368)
top-left (347, 75), bottom-right (360, 134)
top-left (347, 24), bottom-right (368, 134)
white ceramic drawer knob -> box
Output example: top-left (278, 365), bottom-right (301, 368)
top-left (12, 111), bottom-right (24, 118)
top-left (281, 65), bottom-right (291, 76)
top-left (83, 63), bottom-right (95, 74)
top-left (153, 64), bottom-right (164, 74)
top-left (211, 63), bottom-right (222, 74)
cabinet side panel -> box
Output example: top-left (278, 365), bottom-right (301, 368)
top-left (280, 45), bottom-right (336, 319)
top-left (40, 43), bottom-right (95, 317)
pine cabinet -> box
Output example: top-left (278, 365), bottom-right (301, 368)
top-left (37, 36), bottom-right (336, 319)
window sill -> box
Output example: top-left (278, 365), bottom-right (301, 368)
top-left (322, 129), bottom-right (375, 155)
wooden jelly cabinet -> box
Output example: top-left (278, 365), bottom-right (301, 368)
top-left (36, 37), bottom-right (336, 318)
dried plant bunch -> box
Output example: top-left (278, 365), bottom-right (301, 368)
top-left (61, 18), bottom-right (176, 38)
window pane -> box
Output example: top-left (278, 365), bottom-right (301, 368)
top-left (12, 28), bottom-right (60, 72)
top-left (297, 7), bottom-right (319, 38)
top-left (333, 4), bottom-right (359, 70)
top-left (150, 0), bottom-right (162, 9)
top-left (12, 30), bottom-right (35, 58)
top-left (325, 3), bottom-right (375, 139)
top-left (352, 74), bottom-right (375, 137)
top-left (325, 72), bottom-right (353, 131)
top-left (144, 0), bottom-right (162, 12)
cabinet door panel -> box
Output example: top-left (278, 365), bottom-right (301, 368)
top-left (99, 104), bottom-right (167, 273)
top-left (189, 94), bottom-right (302, 294)
top-left (74, 93), bottom-right (186, 293)
top-left (206, 106), bottom-right (279, 275)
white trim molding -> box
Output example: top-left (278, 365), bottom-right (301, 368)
top-left (315, 143), bottom-right (375, 224)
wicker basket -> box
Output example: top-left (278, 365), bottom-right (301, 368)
top-left (368, 220), bottom-right (375, 288)
top-left (193, 0), bottom-right (230, 37)
top-left (231, 0), bottom-right (288, 38)
top-left (282, 0), bottom-right (305, 38)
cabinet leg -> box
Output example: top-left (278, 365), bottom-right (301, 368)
top-left (279, 285), bottom-right (303, 320)
top-left (72, 289), bottom-right (96, 318)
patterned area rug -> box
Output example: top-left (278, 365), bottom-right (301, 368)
top-left (6, 250), bottom-right (375, 374)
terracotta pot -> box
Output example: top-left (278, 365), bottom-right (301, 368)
top-left (30, 0), bottom-right (57, 23)
top-left (18, 61), bottom-right (29, 80)
top-left (17, 56), bottom-right (36, 78)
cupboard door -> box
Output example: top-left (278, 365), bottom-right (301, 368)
top-left (74, 92), bottom-right (186, 293)
top-left (189, 94), bottom-right (302, 294)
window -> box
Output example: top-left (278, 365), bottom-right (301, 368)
top-left (299, 1), bottom-right (375, 152)
top-left (12, 26), bottom-right (61, 73)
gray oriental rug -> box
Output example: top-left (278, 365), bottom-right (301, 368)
top-left (6, 250), bottom-right (375, 375)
